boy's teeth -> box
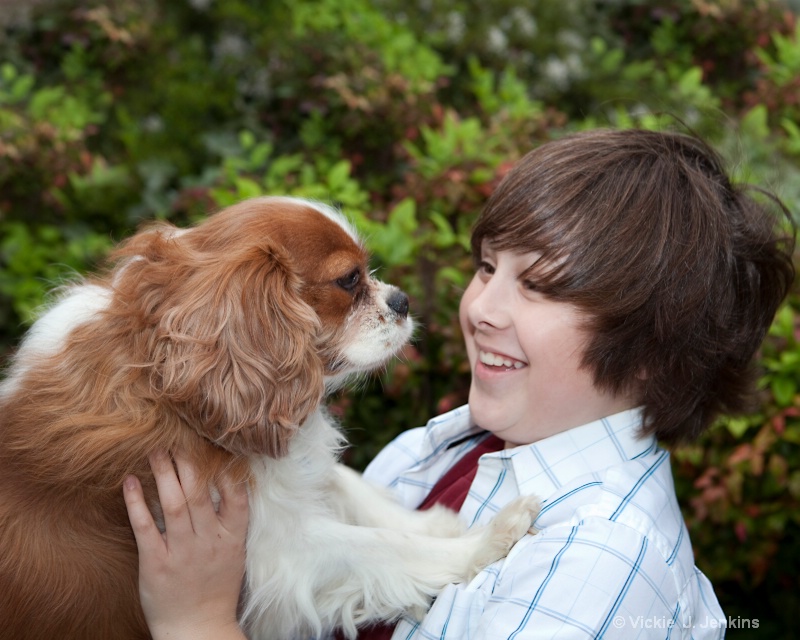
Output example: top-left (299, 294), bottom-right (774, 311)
top-left (479, 350), bottom-right (524, 369)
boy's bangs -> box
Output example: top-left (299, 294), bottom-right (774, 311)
top-left (473, 197), bottom-right (638, 303)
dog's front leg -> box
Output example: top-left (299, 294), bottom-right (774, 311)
top-left (330, 464), bottom-right (466, 537)
top-left (309, 495), bottom-right (539, 638)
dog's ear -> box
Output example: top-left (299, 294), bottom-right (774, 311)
top-left (139, 236), bottom-right (325, 458)
top-left (205, 243), bottom-right (325, 458)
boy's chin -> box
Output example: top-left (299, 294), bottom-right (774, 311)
top-left (468, 397), bottom-right (512, 439)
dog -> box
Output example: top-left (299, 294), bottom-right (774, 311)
top-left (0, 196), bottom-right (539, 640)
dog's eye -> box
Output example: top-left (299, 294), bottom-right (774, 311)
top-left (336, 268), bottom-right (361, 292)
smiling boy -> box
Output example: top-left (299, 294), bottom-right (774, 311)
top-left (359, 128), bottom-right (795, 638)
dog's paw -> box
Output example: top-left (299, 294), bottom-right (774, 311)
top-left (491, 494), bottom-right (541, 540)
top-left (465, 495), bottom-right (540, 579)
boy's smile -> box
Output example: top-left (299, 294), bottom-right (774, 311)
top-left (477, 349), bottom-right (526, 370)
top-left (459, 242), bottom-right (634, 446)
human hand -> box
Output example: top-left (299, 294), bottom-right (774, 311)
top-left (123, 451), bottom-right (250, 640)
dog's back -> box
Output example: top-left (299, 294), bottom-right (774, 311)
top-left (0, 259), bottom-right (255, 639)
top-left (0, 285), bottom-right (151, 640)
top-left (0, 461), bottom-right (146, 639)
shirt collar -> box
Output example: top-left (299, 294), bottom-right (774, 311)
top-left (417, 404), bottom-right (485, 461)
top-left (421, 405), bottom-right (654, 497)
top-left (504, 407), bottom-right (654, 498)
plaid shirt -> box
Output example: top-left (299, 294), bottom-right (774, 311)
top-left (361, 405), bottom-right (726, 639)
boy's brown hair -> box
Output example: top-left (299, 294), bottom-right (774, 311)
top-left (472, 128), bottom-right (796, 444)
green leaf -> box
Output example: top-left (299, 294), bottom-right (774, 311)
top-left (768, 303), bottom-right (795, 340)
top-left (327, 160), bottom-right (352, 192)
top-left (386, 197), bottom-right (418, 235)
top-left (429, 211), bottom-right (456, 248)
top-left (438, 266), bottom-right (469, 288)
top-left (234, 176), bottom-right (264, 199)
top-left (724, 417), bottom-right (752, 439)
top-left (771, 376), bottom-right (797, 407)
top-left (741, 105), bottom-right (770, 140)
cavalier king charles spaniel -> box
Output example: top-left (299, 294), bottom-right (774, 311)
top-left (0, 196), bottom-right (538, 640)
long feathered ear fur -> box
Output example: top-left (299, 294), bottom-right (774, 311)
top-left (111, 222), bottom-right (325, 458)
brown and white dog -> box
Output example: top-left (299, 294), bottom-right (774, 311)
top-left (0, 196), bottom-right (538, 640)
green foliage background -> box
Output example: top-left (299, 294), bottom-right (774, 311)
top-left (1, 0), bottom-right (799, 636)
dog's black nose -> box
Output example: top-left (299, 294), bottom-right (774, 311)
top-left (387, 290), bottom-right (409, 318)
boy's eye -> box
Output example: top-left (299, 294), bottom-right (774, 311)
top-left (522, 279), bottom-right (539, 292)
top-left (478, 260), bottom-right (495, 275)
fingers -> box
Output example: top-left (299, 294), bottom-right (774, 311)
top-left (149, 450), bottom-right (196, 540)
top-left (172, 451), bottom-right (219, 534)
top-left (123, 474), bottom-right (165, 557)
top-left (124, 450), bottom-right (250, 640)
top-left (216, 471), bottom-right (250, 536)
top-left (141, 451), bottom-right (249, 539)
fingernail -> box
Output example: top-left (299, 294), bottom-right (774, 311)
top-left (124, 475), bottom-right (138, 491)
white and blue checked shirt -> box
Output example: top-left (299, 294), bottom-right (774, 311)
top-left (361, 405), bottom-right (726, 639)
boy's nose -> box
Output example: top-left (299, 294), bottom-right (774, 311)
top-left (464, 280), bottom-right (509, 331)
